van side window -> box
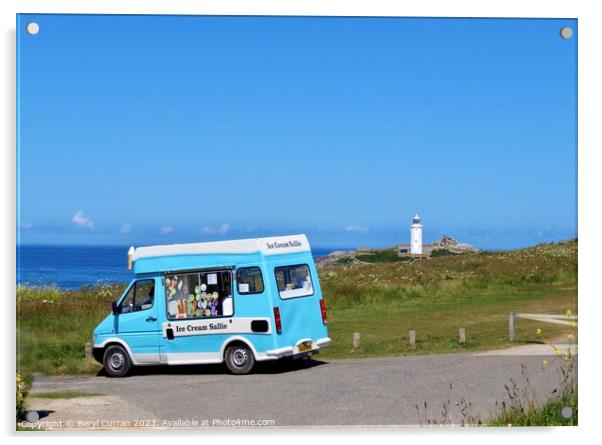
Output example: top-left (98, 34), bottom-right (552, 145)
top-left (165, 270), bottom-right (234, 320)
top-left (135, 280), bottom-right (155, 311)
top-left (120, 279), bottom-right (154, 313)
top-left (236, 267), bottom-right (264, 294)
top-left (274, 264), bottom-right (314, 299)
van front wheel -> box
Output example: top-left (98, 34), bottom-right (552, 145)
top-left (224, 344), bottom-right (255, 375)
top-left (103, 345), bottom-right (132, 377)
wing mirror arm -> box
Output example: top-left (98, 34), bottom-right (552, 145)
top-left (111, 301), bottom-right (120, 315)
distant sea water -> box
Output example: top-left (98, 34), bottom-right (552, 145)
top-left (16, 245), bottom-right (346, 290)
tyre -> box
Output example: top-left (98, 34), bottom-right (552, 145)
top-left (224, 344), bottom-right (255, 375)
top-left (103, 345), bottom-right (132, 377)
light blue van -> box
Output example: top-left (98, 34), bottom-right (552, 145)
top-left (92, 234), bottom-right (330, 376)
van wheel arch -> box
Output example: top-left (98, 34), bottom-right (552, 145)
top-left (222, 340), bottom-right (256, 375)
top-left (221, 339), bottom-right (255, 360)
top-left (102, 343), bottom-right (133, 377)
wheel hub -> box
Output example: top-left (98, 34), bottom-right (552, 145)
top-left (232, 348), bottom-right (248, 367)
top-left (110, 351), bottom-right (125, 370)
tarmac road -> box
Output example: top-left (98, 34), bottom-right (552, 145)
top-left (27, 345), bottom-right (575, 428)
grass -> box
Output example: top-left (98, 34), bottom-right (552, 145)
top-left (17, 283), bottom-right (125, 381)
top-left (17, 239), bottom-right (577, 379)
top-left (489, 392), bottom-right (577, 426)
top-left (28, 391), bottom-right (104, 399)
top-left (355, 249), bottom-right (413, 263)
top-left (487, 345), bottom-right (578, 427)
top-left (318, 239), bottom-right (577, 360)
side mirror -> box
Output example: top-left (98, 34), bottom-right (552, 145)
top-left (111, 301), bottom-right (120, 315)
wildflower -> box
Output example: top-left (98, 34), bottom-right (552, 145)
top-left (554, 348), bottom-right (561, 356)
top-left (569, 321), bottom-right (577, 328)
top-left (536, 328), bottom-right (542, 336)
top-left (542, 359), bottom-right (548, 367)
top-left (568, 334), bottom-right (574, 341)
top-left (566, 309), bottom-right (572, 317)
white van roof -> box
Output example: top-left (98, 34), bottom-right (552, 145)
top-left (130, 234), bottom-right (311, 261)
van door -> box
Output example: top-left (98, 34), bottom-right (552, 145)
top-left (273, 262), bottom-right (328, 351)
top-left (116, 278), bottom-right (161, 364)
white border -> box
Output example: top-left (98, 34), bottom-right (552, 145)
top-left (3, 0), bottom-right (600, 442)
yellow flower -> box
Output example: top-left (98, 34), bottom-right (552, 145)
top-left (554, 348), bottom-right (561, 356)
top-left (569, 321), bottom-right (577, 328)
top-left (536, 328), bottom-right (542, 336)
top-left (566, 309), bottom-right (572, 316)
top-left (568, 334), bottom-right (574, 341)
top-left (542, 359), bottom-right (548, 367)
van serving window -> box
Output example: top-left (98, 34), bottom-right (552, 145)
top-left (236, 267), bottom-right (264, 294)
top-left (274, 264), bottom-right (314, 299)
top-left (120, 279), bottom-right (155, 313)
top-left (165, 270), bottom-right (234, 320)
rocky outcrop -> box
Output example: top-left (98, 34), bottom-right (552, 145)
top-left (431, 235), bottom-right (478, 253)
top-left (316, 250), bottom-right (358, 268)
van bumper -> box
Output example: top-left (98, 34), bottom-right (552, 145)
top-left (315, 337), bottom-right (331, 348)
top-left (92, 347), bottom-right (104, 364)
top-left (265, 336), bottom-right (331, 359)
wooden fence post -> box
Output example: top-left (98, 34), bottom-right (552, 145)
top-left (509, 312), bottom-right (516, 341)
top-left (84, 342), bottom-right (93, 359)
top-left (459, 327), bottom-right (466, 345)
top-left (409, 330), bottom-right (416, 349)
top-left (352, 332), bottom-right (361, 351)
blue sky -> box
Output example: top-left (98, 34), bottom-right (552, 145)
top-left (17, 15), bottom-right (577, 250)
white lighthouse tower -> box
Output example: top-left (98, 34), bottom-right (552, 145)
top-left (410, 214), bottom-right (423, 255)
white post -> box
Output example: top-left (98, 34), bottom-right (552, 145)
top-left (409, 330), bottom-right (416, 349)
top-left (352, 332), bottom-right (361, 351)
top-left (459, 328), bottom-right (466, 345)
top-left (509, 312), bottom-right (516, 341)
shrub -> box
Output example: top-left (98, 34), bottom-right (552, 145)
top-left (16, 372), bottom-right (25, 421)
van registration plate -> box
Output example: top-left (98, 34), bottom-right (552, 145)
top-left (298, 341), bottom-right (313, 352)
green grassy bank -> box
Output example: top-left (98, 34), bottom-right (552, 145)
top-left (319, 240), bottom-right (576, 359)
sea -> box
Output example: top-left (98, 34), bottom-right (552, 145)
top-left (16, 245), bottom-right (344, 290)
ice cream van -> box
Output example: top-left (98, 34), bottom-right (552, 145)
top-left (92, 234), bottom-right (330, 376)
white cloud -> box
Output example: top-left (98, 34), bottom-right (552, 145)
top-left (160, 225), bottom-right (173, 235)
top-left (20, 222), bottom-right (33, 230)
top-left (201, 226), bottom-right (216, 235)
top-left (119, 223), bottom-right (132, 234)
top-left (218, 223), bottom-right (230, 235)
top-left (200, 223), bottom-right (230, 236)
top-left (72, 211), bottom-right (93, 229)
top-left (345, 224), bottom-right (369, 232)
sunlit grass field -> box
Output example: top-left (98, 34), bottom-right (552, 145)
top-left (319, 240), bottom-right (577, 359)
top-left (17, 239), bottom-right (577, 379)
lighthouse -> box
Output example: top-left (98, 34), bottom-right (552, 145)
top-left (410, 214), bottom-right (423, 255)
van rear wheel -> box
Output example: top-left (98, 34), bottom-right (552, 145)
top-left (103, 345), bottom-right (132, 377)
top-left (224, 344), bottom-right (255, 375)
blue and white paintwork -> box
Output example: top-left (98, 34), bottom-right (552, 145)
top-left (92, 234), bottom-right (330, 366)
